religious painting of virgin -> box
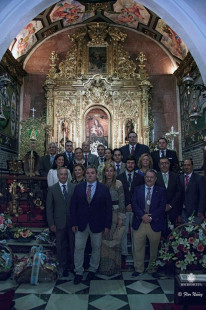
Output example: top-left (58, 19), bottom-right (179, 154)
top-left (86, 108), bottom-right (108, 151)
top-left (88, 47), bottom-right (107, 74)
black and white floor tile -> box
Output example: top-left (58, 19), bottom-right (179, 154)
top-left (0, 270), bottom-right (175, 310)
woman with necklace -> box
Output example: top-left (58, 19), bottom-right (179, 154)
top-left (99, 163), bottom-right (125, 275)
top-left (136, 153), bottom-right (153, 176)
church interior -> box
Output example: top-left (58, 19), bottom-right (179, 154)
top-left (0, 0), bottom-right (206, 309)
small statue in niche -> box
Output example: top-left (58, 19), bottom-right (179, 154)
top-left (61, 119), bottom-right (69, 140)
top-left (125, 119), bottom-right (134, 142)
top-left (22, 141), bottom-right (40, 177)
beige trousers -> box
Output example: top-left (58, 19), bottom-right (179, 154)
top-left (133, 222), bottom-right (161, 273)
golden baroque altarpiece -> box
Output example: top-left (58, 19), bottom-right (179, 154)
top-left (44, 22), bottom-right (152, 152)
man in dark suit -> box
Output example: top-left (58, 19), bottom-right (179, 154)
top-left (156, 157), bottom-right (182, 228)
top-left (120, 131), bottom-right (150, 166)
top-left (63, 140), bottom-right (74, 168)
top-left (151, 137), bottom-right (179, 172)
top-left (82, 141), bottom-right (99, 167)
top-left (71, 165), bottom-right (112, 284)
top-left (113, 148), bottom-right (126, 176)
top-left (46, 167), bottom-right (76, 277)
top-left (132, 169), bottom-right (166, 277)
top-left (97, 144), bottom-right (105, 166)
top-left (117, 155), bottom-right (144, 260)
top-left (180, 158), bottom-right (206, 224)
top-left (39, 142), bottom-right (58, 176)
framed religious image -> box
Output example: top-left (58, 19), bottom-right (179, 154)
top-left (88, 47), bottom-right (107, 74)
top-left (85, 108), bottom-right (109, 152)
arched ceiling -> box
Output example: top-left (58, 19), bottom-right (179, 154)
top-left (8, 0), bottom-right (188, 65)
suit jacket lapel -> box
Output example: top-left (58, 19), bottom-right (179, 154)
top-left (150, 185), bottom-right (158, 207)
top-left (56, 183), bottom-right (65, 203)
top-left (185, 173), bottom-right (194, 191)
top-left (91, 181), bottom-right (98, 202)
top-left (139, 185), bottom-right (146, 209)
top-left (167, 172), bottom-right (173, 190)
top-left (158, 173), bottom-right (165, 188)
top-left (67, 182), bottom-right (73, 200)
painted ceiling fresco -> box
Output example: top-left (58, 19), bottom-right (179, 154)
top-left (156, 19), bottom-right (187, 59)
top-left (9, 21), bottom-right (43, 59)
top-left (49, 0), bottom-right (94, 26)
top-left (9, 0), bottom-right (188, 61)
top-left (105, 0), bottom-right (150, 29)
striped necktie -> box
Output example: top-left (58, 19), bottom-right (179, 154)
top-left (62, 184), bottom-right (68, 202)
top-left (87, 184), bottom-right (92, 203)
top-left (145, 187), bottom-right (151, 214)
top-left (116, 164), bottom-right (120, 175)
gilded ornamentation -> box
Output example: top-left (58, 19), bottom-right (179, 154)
top-left (45, 51), bottom-right (58, 84)
top-left (44, 23), bottom-right (152, 149)
top-left (7, 180), bottom-right (25, 217)
top-left (87, 23), bottom-right (108, 46)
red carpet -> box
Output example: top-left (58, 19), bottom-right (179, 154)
top-left (152, 304), bottom-right (206, 310)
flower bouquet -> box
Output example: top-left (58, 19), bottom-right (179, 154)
top-left (156, 219), bottom-right (206, 272)
top-left (0, 213), bottom-right (13, 240)
top-left (11, 227), bottom-right (34, 242)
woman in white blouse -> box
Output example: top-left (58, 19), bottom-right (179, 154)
top-left (47, 154), bottom-right (72, 187)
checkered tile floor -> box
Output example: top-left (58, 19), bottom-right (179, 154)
top-left (0, 269), bottom-right (175, 310)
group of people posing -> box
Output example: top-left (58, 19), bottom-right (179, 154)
top-left (40, 132), bottom-right (206, 284)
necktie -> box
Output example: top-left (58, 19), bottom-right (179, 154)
top-left (87, 184), bottom-right (92, 203)
top-left (128, 173), bottom-right (132, 190)
top-left (163, 173), bottom-right (168, 188)
top-left (116, 164), bottom-right (120, 175)
top-left (131, 146), bottom-right (135, 155)
top-left (85, 154), bottom-right (88, 163)
top-left (185, 175), bottom-right (189, 189)
top-left (101, 157), bottom-right (104, 162)
top-left (67, 153), bottom-right (71, 161)
top-left (50, 155), bottom-right (55, 165)
top-left (62, 184), bottom-right (68, 202)
top-left (161, 151), bottom-right (165, 157)
top-left (145, 187), bottom-right (151, 214)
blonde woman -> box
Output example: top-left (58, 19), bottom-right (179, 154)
top-left (136, 153), bottom-right (153, 176)
top-left (99, 163), bottom-right (125, 275)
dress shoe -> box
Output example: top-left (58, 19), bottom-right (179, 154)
top-left (63, 269), bottom-right (69, 277)
top-left (132, 271), bottom-right (143, 277)
top-left (74, 274), bottom-right (83, 285)
top-left (86, 271), bottom-right (95, 281)
top-left (151, 272), bottom-right (159, 278)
